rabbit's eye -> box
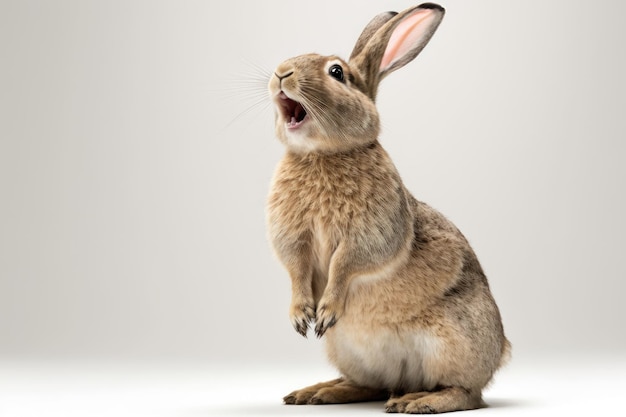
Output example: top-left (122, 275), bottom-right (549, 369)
top-left (328, 64), bottom-right (345, 83)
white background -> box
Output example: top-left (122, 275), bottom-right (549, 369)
top-left (1, 0), bottom-right (625, 415)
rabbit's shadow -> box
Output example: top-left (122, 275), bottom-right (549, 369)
top-left (485, 397), bottom-right (529, 409)
top-left (204, 401), bottom-right (385, 416)
top-left (200, 398), bottom-right (525, 416)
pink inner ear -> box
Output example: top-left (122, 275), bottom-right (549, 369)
top-left (380, 9), bottom-right (435, 70)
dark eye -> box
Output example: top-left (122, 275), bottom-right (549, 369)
top-left (328, 64), bottom-right (345, 82)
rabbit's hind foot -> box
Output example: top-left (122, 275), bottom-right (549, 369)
top-left (283, 377), bottom-right (388, 405)
top-left (384, 386), bottom-right (482, 414)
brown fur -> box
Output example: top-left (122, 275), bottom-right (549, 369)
top-left (266, 3), bottom-right (510, 414)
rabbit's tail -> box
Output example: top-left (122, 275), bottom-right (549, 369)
top-left (499, 338), bottom-right (512, 369)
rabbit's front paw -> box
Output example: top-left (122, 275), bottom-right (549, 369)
top-left (314, 298), bottom-right (343, 338)
top-left (289, 298), bottom-right (316, 337)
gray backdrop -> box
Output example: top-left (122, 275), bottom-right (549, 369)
top-left (1, 0), bottom-right (625, 365)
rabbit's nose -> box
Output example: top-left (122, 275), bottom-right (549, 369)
top-left (275, 70), bottom-right (294, 88)
top-left (275, 70), bottom-right (294, 80)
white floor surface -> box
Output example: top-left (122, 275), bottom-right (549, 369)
top-left (1, 353), bottom-right (624, 416)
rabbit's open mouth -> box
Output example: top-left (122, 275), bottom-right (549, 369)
top-left (278, 92), bottom-right (308, 129)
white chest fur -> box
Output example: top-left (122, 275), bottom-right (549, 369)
top-left (311, 217), bottom-right (335, 278)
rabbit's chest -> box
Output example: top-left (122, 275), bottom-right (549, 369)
top-left (294, 181), bottom-right (343, 268)
top-left (269, 153), bottom-right (390, 274)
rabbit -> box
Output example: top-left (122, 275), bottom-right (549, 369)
top-left (266, 3), bottom-right (510, 414)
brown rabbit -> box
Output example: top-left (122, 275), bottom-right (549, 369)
top-left (266, 3), bottom-right (510, 414)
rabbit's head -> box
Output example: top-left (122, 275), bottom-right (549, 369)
top-left (269, 3), bottom-right (444, 154)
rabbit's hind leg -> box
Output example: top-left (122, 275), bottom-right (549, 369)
top-left (384, 386), bottom-right (482, 414)
top-left (283, 378), bottom-right (388, 405)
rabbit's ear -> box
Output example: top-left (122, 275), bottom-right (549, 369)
top-left (350, 3), bottom-right (444, 100)
top-left (349, 11), bottom-right (398, 61)
top-left (379, 4), bottom-right (445, 77)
